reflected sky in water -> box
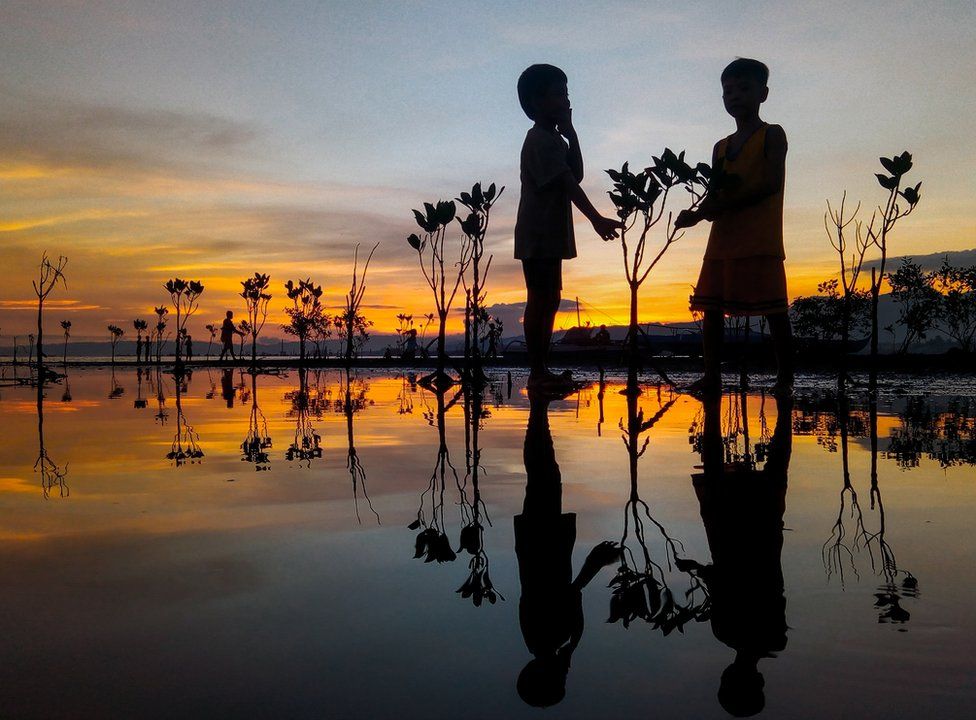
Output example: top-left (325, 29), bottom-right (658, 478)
top-left (0, 367), bottom-right (974, 718)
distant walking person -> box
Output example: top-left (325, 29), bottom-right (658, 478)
top-left (677, 58), bottom-right (794, 397)
top-left (218, 311), bottom-right (239, 362)
top-left (515, 64), bottom-right (623, 390)
top-left (184, 333), bottom-right (193, 362)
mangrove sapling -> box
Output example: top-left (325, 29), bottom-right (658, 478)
top-left (32, 253), bottom-right (68, 384)
top-left (857, 153), bottom-right (922, 384)
top-left (283, 278), bottom-right (326, 365)
top-left (237, 320), bottom-right (251, 357)
top-left (240, 272), bottom-right (272, 367)
top-left (204, 323), bottom-right (218, 359)
top-left (164, 278), bottom-right (204, 367)
top-left (108, 325), bottom-right (124, 365)
top-left (824, 192), bottom-right (873, 358)
top-left (339, 243), bottom-right (379, 365)
top-left (456, 182), bottom-right (504, 382)
top-left (407, 200), bottom-right (471, 389)
top-left (604, 151), bottom-right (710, 386)
top-left (60, 320), bottom-right (71, 365)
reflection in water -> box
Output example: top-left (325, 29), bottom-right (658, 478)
top-left (887, 396), bottom-right (976, 468)
top-left (109, 368), bottom-right (125, 399)
top-left (35, 382), bottom-right (68, 498)
top-left (241, 371), bottom-right (272, 471)
top-left (134, 368), bottom-right (147, 409)
top-left (409, 387), bottom-right (462, 564)
top-left (338, 369), bottom-right (379, 524)
top-left (284, 368), bottom-right (324, 466)
top-left (167, 372), bottom-right (204, 466)
top-left (608, 382), bottom-right (709, 634)
top-left (689, 390), bottom-right (792, 718)
top-left (795, 388), bottom-right (921, 624)
top-left (456, 381), bottom-right (501, 606)
top-left (514, 390), bottom-right (618, 708)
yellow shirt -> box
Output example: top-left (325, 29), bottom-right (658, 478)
top-left (704, 124), bottom-right (785, 260)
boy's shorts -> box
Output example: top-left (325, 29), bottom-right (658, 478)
top-left (522, 258), bottom-right (562, 295)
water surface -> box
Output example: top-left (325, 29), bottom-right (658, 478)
top-left (0, 367), bottom-right (973, 718)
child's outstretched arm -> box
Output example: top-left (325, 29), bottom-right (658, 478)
top-left (564, 178), bottom-right (623, 240)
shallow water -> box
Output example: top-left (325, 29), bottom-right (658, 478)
top-left (0, 367), bottom-right (974, 719)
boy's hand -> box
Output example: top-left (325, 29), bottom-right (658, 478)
top-left (674, 209), bottom-right (701, 229)
top-left (555, 108), bottom-right (575, 138)
top-left (592, 214), bottom-right (624, 241)
top-left (584, 540), bottom-right (622, 569)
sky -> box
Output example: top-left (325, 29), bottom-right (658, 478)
top-left (1, 0), bottom-right (974, 341)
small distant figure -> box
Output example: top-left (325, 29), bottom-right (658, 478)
top-left (486, 318), bottom-right (503, 360)
top-left (218, 311), bottom-right (238, 362)
top-left (593, 324), bottom-right (610, 346)
top-left (184, 333), bottom-right (193, 362)
top-left (676, 58), bottom-right (794, 397)
top-left (515, 64), bottom-right (623, 390)
top-left (402, 328), bottom-right (418, 360)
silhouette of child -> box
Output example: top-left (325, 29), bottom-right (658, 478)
top-left (515, 64), bottom-right (623, 390)
top-left (676, 58), bottom-right (794, 396)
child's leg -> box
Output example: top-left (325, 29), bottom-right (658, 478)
top-left (524, 287), bottom-right (560, 377)
top-left (765, 312), bottom-right (794, 386)
top-left (702, 309), bottom-right (724, 389)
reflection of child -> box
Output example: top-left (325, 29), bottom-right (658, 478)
top-left (676, 58), bottom-right (794, 396)
top-left (515, 64), bottom-right (622, 389)
top-left (515, 392), bottom-right (619, 707)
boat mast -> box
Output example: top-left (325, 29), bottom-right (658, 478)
top-left (576, 296), bottom-right (581, 327)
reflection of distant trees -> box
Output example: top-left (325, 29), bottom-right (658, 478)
top-left (284, 368), bottom-right (325, 466)
top-left (887, 396), bottom-right (976, 468)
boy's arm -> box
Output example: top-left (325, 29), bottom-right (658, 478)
top-left (561, 176), bottom-right (622, 240)
top-left (556, 110), bottom-right (584, 182)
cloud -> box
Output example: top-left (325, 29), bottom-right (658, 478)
top-left (0, 87), bottom-right (261, 177)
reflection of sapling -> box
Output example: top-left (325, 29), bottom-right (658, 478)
top-left (605, 150), bottom-right (711, 353)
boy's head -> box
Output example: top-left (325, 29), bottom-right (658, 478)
top-left (720, 58), bottom-right (769, 119)
top-left (517, 64), bottom-right (569, 123)
top-left (226, 310), bottom-right (233, 319)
